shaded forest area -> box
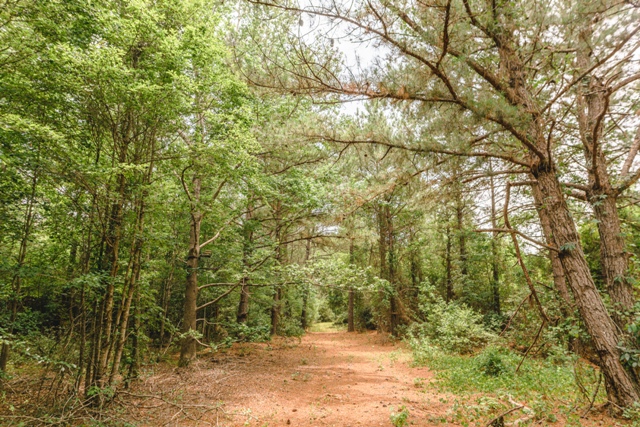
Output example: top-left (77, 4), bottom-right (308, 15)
top-left (2, 0), bottom-right (640, 425)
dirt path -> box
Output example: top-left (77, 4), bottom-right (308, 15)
top-left (130, 331), bottom-right (454, 426)
top-left (217, 331), bottom-right (451, 427)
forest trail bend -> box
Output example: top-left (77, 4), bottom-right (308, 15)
top-left (131, 331), bottom-right (455, 426)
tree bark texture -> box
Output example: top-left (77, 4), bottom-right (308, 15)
top-left (533, 163), bottom-right (639, 407)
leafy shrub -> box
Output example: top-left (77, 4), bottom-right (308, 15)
top-left (279, 318), bottom-right (305, 337)
top-left (409, 300), bottom-right (494, 354)
top-left (407, 337), bottom-right (443, 366)
top-left (316, 299), bottom-right (335, 322)
top-left (390, 405), bottom-right (410, 427)
top-left (476, 346), bottom-right (508, 377)
top-left (623, 401), bottom-right (640, 426)
top-left (226, 323), bottom-right (270, 342)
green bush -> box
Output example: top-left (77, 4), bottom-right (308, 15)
top-left (409, 301), bottom-right (494, 354)
top-left (476, 346), bottom-right (507, 377)
top-left (227, 323), bottom-right (270, 342)
top-left (316, 299), bottom-right (335, 322)
top-left (279, 317), bottom-right (305, 337)
top-left (390, 405), bottom-right (410, 427)
top-left (623, 401), bottom-right (640, 426)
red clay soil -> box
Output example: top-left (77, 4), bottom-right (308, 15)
top-left (126, 331), bottom-right (452, 426)
top-left (123, 331), bottom-right (626, 427)
top-left (212, 331), bottom-right (450, 427)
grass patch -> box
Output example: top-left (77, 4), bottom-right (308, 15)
top-left (410, 342), bottom-right (609, 426)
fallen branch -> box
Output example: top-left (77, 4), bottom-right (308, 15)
top-left (484, 405), bottom-right (523, 427)
top-left (515, 319), bottom-right (546, 373)
top-left (581, 371), bottom-right (603, 418)
top-left (499, 293), bottom-right (531, 337)
top-left (485, 396), bottom-right (535, 426)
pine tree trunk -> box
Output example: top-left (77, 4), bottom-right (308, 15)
top-left (271, 287), bottom-right (281, 336)
top-left (530, 182), bottom-right (573, 311)
top-left (348, 235), bottom-right (355, 332)
top-left (455, 193), bottom-right (467, 279)
top-left (445, 224), bottom-right (453, 303)
top-left (301, 233), bottom-right (313, 330)
top-left (179, 176), bottom-right (201, 367)
top-left (271, 203), bottom-right (284, 336)
top-left (573, 24), bottom-right (634, 329)
top-left (237, 281), bottom-right (250, 324)
top-left (237, 205), bottom-right (254, 324)
top-left (489, 165), bottom-right (501, 315)
top-left (533, 163), bottom-right (639, 407)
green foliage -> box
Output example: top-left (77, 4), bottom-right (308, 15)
top-left (2, 0), bottom-right (637, 423)
top-left (410, 340), bottom-right (606, 425)
top-left (477, 346), bottom-right (508, 377)
top-left (390, 405), bottom-right (410, 427)
top-left (226, 323), bottom-right (270, 343)
top-left (410, 285), bottom-right (494, 354)
top-left (618, 304), bottom-right (640, 370)
top-left (278, 318), bottom-right (305, 338)
top-left (623, 402), bottom-right (640, 427)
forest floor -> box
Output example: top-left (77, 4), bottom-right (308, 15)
top-left (1, 326), bottom-right (630, 426)
top-left (124, 328), bottom-right (452, 427)
top-left (118, 327), bottom-right (627, 427)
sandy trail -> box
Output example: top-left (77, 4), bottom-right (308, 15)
top-left (130, 330), bottom-right (454, 426)
top-left (217, 331), bottom-right (451, 427)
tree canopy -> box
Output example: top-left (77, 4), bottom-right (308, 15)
top-left (2, 0), bottom-right (640, 423)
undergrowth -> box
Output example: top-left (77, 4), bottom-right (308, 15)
top-left (408, 339), bottom-right (610, 426)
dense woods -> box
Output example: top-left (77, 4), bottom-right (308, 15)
top-left (2, 0), bottom-right (640, 425)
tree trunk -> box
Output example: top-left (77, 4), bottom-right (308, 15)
top-left (377, 201), bottom-right (399, 335)
top-left (127, 287), bottom-right (141, 386)
top-left (301, 231), bottom-right (313, 330)
top-left (270, 202), bottom-right (284, 336)
top-left (533, 163), bottom-right (639, 407)
top-left (489, 165), bottom-right (501, 315)
top-left (179, 176), bottom-right (201, 367)
top-left (530, 181), bottom-right (573, 311)
top-left (94, 165), bottom-right (127, 388)
top-left (445, 224), bottom-right (453, 303)
top-left (348, 235), bottom-right (355, 332)
top-left (109, 194), bottom-right (146, 385)
top-left (237, 280), bottom-right (250, 324)
top-left (0, 171), bottom-right (37, 374)
top-left (270, 287), bottom-right (282, 336)
top-left (237, 204), bottom-right (254, 324)
top-left (576, 26), bottom-right (634, 326)
top-left (377, 203), bottom-right (389, 332)
top-left (159, 260), bottom-right (174, 347)
top-left (455, 192), bottom-right (467, 279)
top-left (592, 194), bottom-right (633, 314)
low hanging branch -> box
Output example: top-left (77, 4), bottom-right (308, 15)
top-left (504, 182), bottom-right (551, 324)
top-left (196, 283), bottom-right (242, 312)
top-left (196, 278), bottom-right (295, 310)
top-left (475, 227), bottom-right (558, 252)
top-left (197, 282), bottom-right (236, 291)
